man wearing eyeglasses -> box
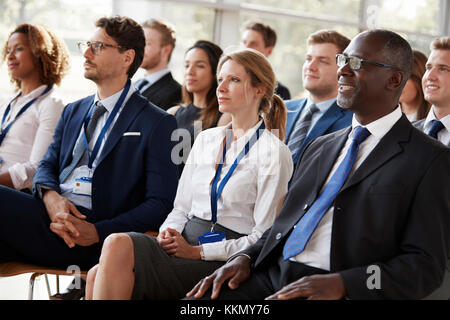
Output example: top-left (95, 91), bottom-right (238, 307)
top-left (187, 29), bottom-right (450, 300)
top-left (285, 30), bottom-right (352, 166)
top-left (0, 16), bottom-right (178, 296)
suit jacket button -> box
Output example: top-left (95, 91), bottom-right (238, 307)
top-left (303, 204), bottom-right (309, 211)
top-left (276, 233), bottom-right (282, 240)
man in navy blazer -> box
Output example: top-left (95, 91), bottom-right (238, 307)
top-left (285, 30), bottom-right (352, 165)
top-left (0, 16), bottom-right (178, 271)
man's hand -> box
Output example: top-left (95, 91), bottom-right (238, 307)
top-left (186, 255), bottom-right (252, 299)
top-left (158, 228), bottom-right (201, 259)
top-left (42, 190), bottom-right (99, 248)
top-left (265, 273), bottom-right (346, 300)
top-left (50, 213), bottom-right (100, 248)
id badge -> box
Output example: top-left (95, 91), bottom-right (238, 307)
top-left (73, 176), bottom-right (92, 197)
top-left (198, 231), bottom-right (226, 245)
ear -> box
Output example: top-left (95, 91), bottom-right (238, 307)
top-left (255, 83), bottom-right (267, 98)
top-left (264, 46), bottom-right (274, 57)
top-left (386, 70), bottom-right (404, 91)
top-left (161, 44), bottom-right (173, 61)
top-left (123, 49), bottom-right (135, 68)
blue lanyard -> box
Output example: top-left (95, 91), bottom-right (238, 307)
top-left (82, 80), bottom-right (131, 169)
top-left (209, 121), bottom-right (265, 229)
top-left (0, 85), bottom-right (52, 146)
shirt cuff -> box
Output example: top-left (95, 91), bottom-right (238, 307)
top-left (35, 183), bottom-right (54, 199)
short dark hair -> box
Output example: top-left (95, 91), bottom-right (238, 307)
top-left (365, 29), bottom-right (413, 87)
top-left (242, 21), bottom-right (277, 48)
top-left (95, 15), bottom-right (145, 78)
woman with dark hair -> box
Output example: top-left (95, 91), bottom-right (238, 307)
top-left (0, 23), bottom-right (70, 190)
top-left (85, 48), bottom-right (293, 300)
top-left (168, 40), bottom-right (231, 173)
top-left (399, 50), bottom-right (431, 121)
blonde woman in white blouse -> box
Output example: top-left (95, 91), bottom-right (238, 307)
top-left (0, 23), bottom-right (69, 190)
top-left (86, 48), bottom-right (293, 300)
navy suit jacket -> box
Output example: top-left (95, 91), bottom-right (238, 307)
top-left (33, 92), bottom-right (179, 242)
top-left (285, 98), bottom-right (352, 164)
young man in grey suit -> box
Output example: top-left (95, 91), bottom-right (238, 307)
top-left (284, 30), bottom-right (353, 165)
top-left (134, 19), bottom-right (181, 110)
top-left (187, 29), bottom-right (450, 300)
top-left (414, 37), bottom-right (450, 147)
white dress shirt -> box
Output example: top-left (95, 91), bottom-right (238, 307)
top-left (60, 85), bottom-right (135, 210)
top-left (160, 120), bottom-right (294, 261)
top-left (292, 106), bottom-right (403, 270)
top-left (422, 107), bottom-right (450, 146)
top-left (0, 85), bottom-right (64, 190)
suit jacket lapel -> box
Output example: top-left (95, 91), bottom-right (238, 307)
top-left (285, 99), bottom-right (307, 143)
top-left (341, 115), bottom-right (410, 192)
top-left (142, 73), bottom-right (171, 98)
top-left (61, 96), bottom-right (94, 169)
top-left (314, 127), bottom-right (351, 194)
top-left (96, 93), bottom-right (144, 167)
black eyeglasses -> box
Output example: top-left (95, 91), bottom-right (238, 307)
top-left (77, 41), bottom-right (123, 55)
top-left (336, 54), bottom-right (401, 71)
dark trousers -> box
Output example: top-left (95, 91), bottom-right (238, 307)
top-left (187, 255), bottom-right (329, 300)
top-left (0, 186), bottom-right (101, 269)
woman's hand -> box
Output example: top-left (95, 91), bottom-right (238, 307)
top-left (158, 227), bottom-right (201, 260)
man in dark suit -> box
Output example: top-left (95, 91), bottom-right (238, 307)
top-left (0, 16), bottom-right (178, 272)
top-left (285, 30), bottom-right (352, 165)
top-left (187, 29), bottom-right (450, 300)
top-left (134, 19), bottom-right (181, 110)
top-left (241, 21), bottom-right (291, 100)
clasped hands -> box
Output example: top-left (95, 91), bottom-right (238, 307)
top-left (157, 228), bottom-right (202, 260)
top-left (186, 255), bottom-right (346, 300)
top-left (43, 190), bottom-right (99, 248)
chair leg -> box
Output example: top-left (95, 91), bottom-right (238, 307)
top-left (44, 274), bottom-right (52, 298)
top-left (28, 272), bottom-right (41, 300)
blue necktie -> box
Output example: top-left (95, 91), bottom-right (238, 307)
top-left (283, 126), bottom-right (371, 260)
top-left (428, 120), bottom-right (444, 139)
top-left (59, 101), bottom-right (107, 183)
top-left (287, 104), bottom-right (319, 158)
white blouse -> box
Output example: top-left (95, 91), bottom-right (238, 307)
top-left (160, 120), bottom-right (294, 261)
top-left (0, 85), bottom-right (64, 190)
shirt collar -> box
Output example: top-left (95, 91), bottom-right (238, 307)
top-left (144, 68), bottom-right (170, 86)
top-left (306, 97), bottom-right (336, 113)
top-left (94, 84), bottom-right (136, 113)
top-left (423, 106), bottom-right (450, 132)
top-left (351, 105), bottom-right (403, 141)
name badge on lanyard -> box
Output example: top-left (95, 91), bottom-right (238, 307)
top-left (72, 80), bottom-right (131, 198)
top-left (198, 121), bottom-right (266, 245)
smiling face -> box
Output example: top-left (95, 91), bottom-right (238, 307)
top-left (422, 49), bottom-right (450, 110)
top-left (337, 32), bottom-right (400, 123)
top-left (6, 32), bottom-right (40, 83)
top-left (302, 42), bottom-right (340, 102)
top-left (216, 59), bottom-right (263, 117)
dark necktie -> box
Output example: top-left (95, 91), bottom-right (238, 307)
top-left (287, 104), bottom-right (319, 158)
top-left (136, 79), bottom-right (149, 92)
top-left (59, 101), bottom-right (107, 183)
top-left (428, 120), bottom-right (445, 139)
top-left (283, 126), bottom-right (371, 260)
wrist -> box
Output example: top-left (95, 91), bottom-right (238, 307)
top-left (198, 246), bottom-right (205, 260)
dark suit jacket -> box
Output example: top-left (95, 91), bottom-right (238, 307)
top-left (241, 115), bottom-right (450, 299)
top-left (33, 92), bottom-right (179, 242)
top-left (141, 72), bottom-right (182, 111)
top-left (285, 98), bottom-right (352, 164)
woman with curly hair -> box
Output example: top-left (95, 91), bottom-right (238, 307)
top-left (0, 23), bottom-right (70, 190)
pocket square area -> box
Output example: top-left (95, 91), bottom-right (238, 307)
top-left (123, 132), bottom-right (141, 136)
